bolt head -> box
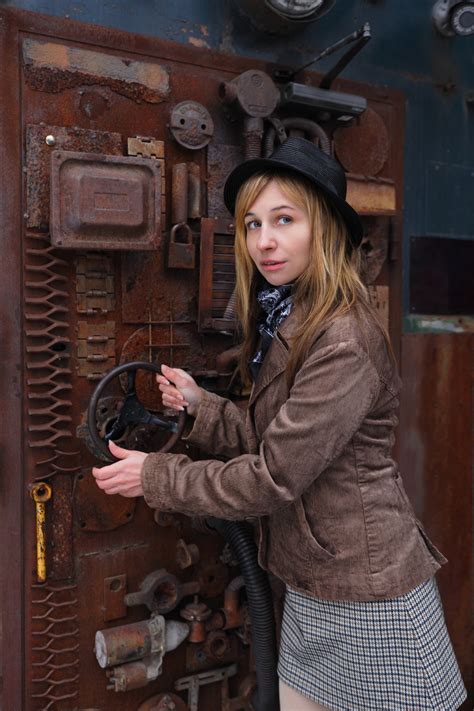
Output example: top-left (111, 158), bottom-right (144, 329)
top-left (45, 135), bottom-right (56, 146)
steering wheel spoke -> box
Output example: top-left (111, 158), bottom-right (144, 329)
top-left (87, 362), bottom-right (186, 462)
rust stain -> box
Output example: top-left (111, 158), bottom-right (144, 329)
top-left (26, 124), bottom-right (123, 230)
top-left (23, 39), bottom-right (170, 103)
top-left (188, 36), bottom-right (211, 49)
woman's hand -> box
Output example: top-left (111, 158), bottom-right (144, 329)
top-left (92, 441), bottom-right (147, 497)
top-left (156, 364), bottom-right (203, 417)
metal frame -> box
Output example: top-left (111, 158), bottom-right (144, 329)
top-left (0, 9), bottom-right (25, 709)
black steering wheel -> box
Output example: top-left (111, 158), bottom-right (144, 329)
top-left (87, 361), bottom-right (186, 462)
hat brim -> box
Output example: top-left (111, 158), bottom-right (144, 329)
top-left (223, 157), bottom-right (363, 248)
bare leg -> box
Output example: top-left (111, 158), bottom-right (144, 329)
top-left (279, 680), bottom-right (334, 711)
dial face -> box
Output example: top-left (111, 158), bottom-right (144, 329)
top-left (268, 0), bottom-right (325, 18)
top-left (452, 3), bottom-right (474, 35)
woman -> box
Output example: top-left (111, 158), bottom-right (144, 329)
top-left (93, 138), bottom-right (466, 711)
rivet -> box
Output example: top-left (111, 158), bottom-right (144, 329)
top-left (45, 135), bottom-right (56, 146)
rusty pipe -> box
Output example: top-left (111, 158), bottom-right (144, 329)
top-left (208, 576), bottom-right (246, 631)
top-left (263, 116), bottom-right (330, 156)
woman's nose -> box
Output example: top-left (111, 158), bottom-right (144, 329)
top-left (257, 224), bottom-right (276, 250)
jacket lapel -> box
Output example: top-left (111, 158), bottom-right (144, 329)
top-left (248, 307), bottom-right (299, 407)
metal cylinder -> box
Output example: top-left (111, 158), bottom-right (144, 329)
top-left (107, 660), bottom-right (149, 692)
top-left (95, 616), bottom-right (164, 669)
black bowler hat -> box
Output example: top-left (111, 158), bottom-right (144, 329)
top-left (223, 137), bottom-right (363, 248)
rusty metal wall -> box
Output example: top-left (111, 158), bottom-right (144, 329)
top-left (0, 8), bottom-right (406, 710)
top-left (399, 334), bottom-right (473, 699)
top-left (0, 4), bottom-right (471, 711)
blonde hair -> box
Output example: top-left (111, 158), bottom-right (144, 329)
top-left (234, 171), bottom-right (392, 384)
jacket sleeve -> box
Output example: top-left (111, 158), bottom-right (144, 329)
top-left (183, 389), bottom-right (249, 458)
top-left (141, 341), bottom-right (380, 519)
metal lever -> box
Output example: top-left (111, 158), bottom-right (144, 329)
top-left (30, 482), bottom-right (52, 583)
top-left (276, 23), bottom-right (371, 86)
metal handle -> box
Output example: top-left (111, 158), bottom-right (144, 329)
top-left (30, 482), bottom-right (52, 583)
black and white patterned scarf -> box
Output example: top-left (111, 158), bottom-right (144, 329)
top-left (249, 283), bottom-right (293, 381)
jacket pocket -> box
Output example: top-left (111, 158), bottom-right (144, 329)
top-left (296, 498), bottom-right (336, 561)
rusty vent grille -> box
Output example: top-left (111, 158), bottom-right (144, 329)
top-left (199, 218), bottom-right (236, 332)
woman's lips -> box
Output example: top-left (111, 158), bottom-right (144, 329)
top-left (261, 261), bottom-right (286, 271)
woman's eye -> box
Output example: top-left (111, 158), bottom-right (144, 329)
top-left (246, 220), bottom-right (260, 231)
top-left (277, 215), bottom-right (292, 225)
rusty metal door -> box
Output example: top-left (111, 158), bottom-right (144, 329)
top-left (0, 7), bottom-right (405, 710)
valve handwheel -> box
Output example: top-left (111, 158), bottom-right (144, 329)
top-left (87, 361), bottom-right (186, 462)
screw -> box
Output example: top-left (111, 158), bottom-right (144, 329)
top-left (45, 135), bottom-right (56, 146)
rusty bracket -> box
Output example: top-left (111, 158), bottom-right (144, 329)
top-left (124, 569), bottom-right (200, 614)
top-left (127, 137), bottom-right (164, 159)
top-left (174, 663), bottom-right (237, 711)
top-left (77, 321), bottom-right (115, 380)
top-left (127, 136), bottom-right (166, 222)
top-left (76, 253), bottom-right (115, 316)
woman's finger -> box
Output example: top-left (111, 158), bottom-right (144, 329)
top-left (161, 364), bottom-right (189, 385)
top-left (160, 387), bottom-right (188, 403)
top-left (158, 382), bottom-right (184, 397)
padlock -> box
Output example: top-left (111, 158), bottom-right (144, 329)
top-left (167, 223), bottom-right (195, 269)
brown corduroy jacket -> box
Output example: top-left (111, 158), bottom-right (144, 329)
top-left (141, 307), bottom-right (446, 601)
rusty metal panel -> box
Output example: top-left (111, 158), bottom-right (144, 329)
top-left (0, 6), bottom-right (410, 710)
top-left (207, 143), bottom-right (242, 217)
top-left (73, 469), bottom-right (136, 531)
top-left (334, 106), bottom-right (390, 176)
top-left (399, 334), bottom-right (473, 697)
top-left (103, 574), bottom-right (128, 623)
top-left (26, 124), bottom-right (123, 230)
top-left (51, 151), bottom-right (162, 250)
top-left (121, 250), bottom-right (198, 324)
top-left (199, 218), bottom-right (236, 333)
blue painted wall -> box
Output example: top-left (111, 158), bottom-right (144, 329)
top-left (4, 0), bottom-right (474, 323)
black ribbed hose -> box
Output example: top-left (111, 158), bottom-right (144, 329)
top-left (207, 518), bottom-right (280, 711)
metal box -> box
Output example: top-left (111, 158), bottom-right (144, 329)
top-left (51, 150), bottom-right (162, 250)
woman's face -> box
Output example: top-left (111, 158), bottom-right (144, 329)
top-left (244, 180), bottom-right (312, 286)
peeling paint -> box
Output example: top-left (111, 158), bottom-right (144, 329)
top-left (188, 36), bottom-right (211, 49)
top-left (22, 38), bottom-right (169, 103)
top-left (404, 314), bottom-right (474, 333)
top-left (218, 16), bottom-right (236, 55)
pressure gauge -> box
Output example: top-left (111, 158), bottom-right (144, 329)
top-left (432, 0), bottom-right (474, 36)
top-left (451, 2), bottom-right (474, 34)
top-left (266, 0), bottom-right (334, 20)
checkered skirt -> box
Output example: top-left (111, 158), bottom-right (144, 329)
top-left (278, 577), bottom-right (466, 710)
